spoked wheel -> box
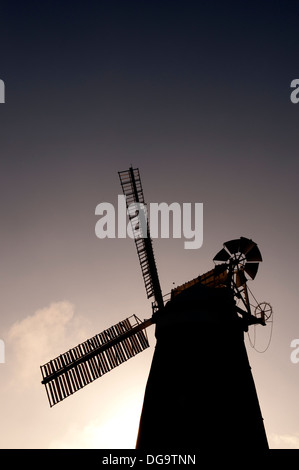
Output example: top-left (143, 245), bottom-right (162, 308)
top-left (254, 302), bottom-right (273, 323)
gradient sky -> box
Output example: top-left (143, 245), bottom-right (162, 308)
top-left (0, 0), bottom-right (299, 449)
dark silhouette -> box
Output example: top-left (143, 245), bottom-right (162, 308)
top-left (41, 167), bottom-right (270, 452)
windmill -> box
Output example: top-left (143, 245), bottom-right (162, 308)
top-left (40, 167), bottom-right (272, 452)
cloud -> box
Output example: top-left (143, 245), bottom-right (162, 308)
top-left (0, 301), bottom-right (94, 448)
top-left (0, 301), bottom-right (146, 449)
top-left (270, 433), bottom-right (299, 449)
top-left (6, 301), bottom-right (89, 387)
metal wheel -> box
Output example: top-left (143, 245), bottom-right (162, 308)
top-left (254, 302), bottom-right (273, 322)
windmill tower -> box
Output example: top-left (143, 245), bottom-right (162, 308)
top-left (40, 167), bottom-right (271, 452)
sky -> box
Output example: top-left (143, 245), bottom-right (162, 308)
top-left (0, 0), bottom-right (299, 450)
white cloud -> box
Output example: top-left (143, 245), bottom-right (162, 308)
top-left (0, 301), bottom-right (94, 448)
top-left (270, 433), bottom-right (299, 449)
top-left (6, 301), bottom-right (89, 387)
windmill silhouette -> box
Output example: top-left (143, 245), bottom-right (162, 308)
top-left (41, 167), bottom-right (271, 451)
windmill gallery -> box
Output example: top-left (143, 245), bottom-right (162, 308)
top-left (40, 167), bottom-right (272, 451)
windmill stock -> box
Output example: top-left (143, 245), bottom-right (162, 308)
top-left (41, 167), bottom-right (272, 451)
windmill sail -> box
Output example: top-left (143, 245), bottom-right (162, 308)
top-left (41, 315), bottom-right (152, 407)
top-left (119, 167), bottom-right (164, 310)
